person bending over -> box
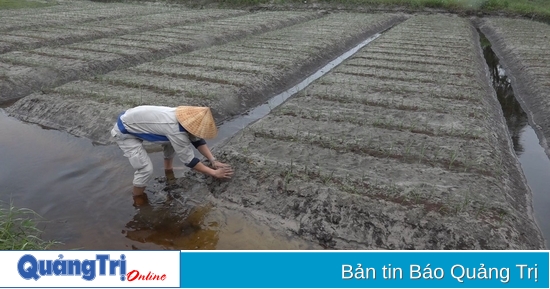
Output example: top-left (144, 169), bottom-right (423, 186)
top-left (111, 105), bottom-right (233, 206)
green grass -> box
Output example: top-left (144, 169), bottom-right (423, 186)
top-left (0, 202), bottom-right (58, 250)
top-left (123, 0), bottom-right (550, 21)
top-left (0, 0), bottom-right (55, 10)
top-left (323, 0), bottom-right (550, 18)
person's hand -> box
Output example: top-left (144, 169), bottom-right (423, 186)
top-left (211, 160), bottom-right (230, 169)
top-left (212, 166), bottom-right (234, 179)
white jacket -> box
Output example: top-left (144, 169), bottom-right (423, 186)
top-left (115, 105), bottom-right (205, 168)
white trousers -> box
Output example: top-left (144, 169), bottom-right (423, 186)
top-left (111, 124), bottom-right (175, 187)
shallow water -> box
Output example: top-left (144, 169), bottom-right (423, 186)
top-left (517, 126), bottom-right (550, 248)
top-left (481, 33), bottom-right (550, 248)
top-left (0, 110), bottom-right (316, 250)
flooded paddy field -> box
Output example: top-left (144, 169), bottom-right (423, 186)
top-left (1, 0), bottom-right (548, 249)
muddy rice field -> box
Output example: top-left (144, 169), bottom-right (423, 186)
top-left (1, 0), bottom-right (549, 250)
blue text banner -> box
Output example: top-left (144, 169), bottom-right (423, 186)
top-left (179, 251), bottom-right (549, 288)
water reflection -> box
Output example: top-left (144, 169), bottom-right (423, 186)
top-left (480, 32), bottom-right (528, 154)
top-left (479, 30), bottom-right (550, 248)
top-left (124, 201), bottom-right (219, 250)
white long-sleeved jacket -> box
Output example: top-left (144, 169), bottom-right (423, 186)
top-left (115, 105), bottom-right (205, 168)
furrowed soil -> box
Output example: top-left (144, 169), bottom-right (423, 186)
top-left (7, 12), bottom-right (405, 144)
top-left (0, 9), bottom-right (321, 103)
top-left (0, 9), bottom-right (249, 54)
top-left (477, 18), bottom-right (550, 158)
top-left (182, 15), bottom-right (544, 249)
top-left (2, 1), bottom-right (547, 250)
top-left (0, 1), bottom-right (173, 32)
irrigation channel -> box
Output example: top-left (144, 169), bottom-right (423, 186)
top-left (480, 32), bottom-right (550, 249)
top-left (0, 32), bottom-right (382, 250)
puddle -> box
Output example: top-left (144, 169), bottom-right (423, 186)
top-left (480, 32), bottom-right (550, 248)
top-left (0, 33), bottom-right (385, 250)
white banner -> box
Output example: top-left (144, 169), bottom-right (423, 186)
top-left (0, 251), bottom-right (180, 288)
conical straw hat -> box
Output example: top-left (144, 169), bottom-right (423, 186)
top-left (175, 106), bottom-right (217, 139)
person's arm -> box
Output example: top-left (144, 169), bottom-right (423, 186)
top-left (189, 135), bottom-right (230, 169)
top-left (196, 143), bottom-right (230, 169)
top-left (168, 133), bottom-right (232, 179)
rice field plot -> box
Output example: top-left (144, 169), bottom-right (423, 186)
top-left (0, 1), bottom-right (98, 17)
top-left (6, 12), bottom-right (404, 144)
top-left (0, 2), bottom-right (175, 32)
top-left (208, 15), bottom-right (545, 249)
top-left (0, 9), bottom-right (246, 54)
top-left (478, 18), bottom-right (550, 157)
top-left (0, 11), bottom-right (321, 103)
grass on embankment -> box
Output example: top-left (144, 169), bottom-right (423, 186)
top-left (90, 0), bottom-right (550, 22)
top-left (0, 202), bottom-right (57, 250)
top-left (355, 0), bottom-right (550, 18)
top-left (0, 0), bottom-right (55, 10)
top-left (234, 0), bottom-right (550, 19)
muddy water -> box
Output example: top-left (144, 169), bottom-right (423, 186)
top-left (0, 33), bottom-right (383, 250)
top-left (480, 33), bottom-right (550, 248)
top-left (0, 110), bottom-right (317, 250)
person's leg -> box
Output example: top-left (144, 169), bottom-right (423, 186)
top-left (162, 143), bottom-right (176, 184)
top-left (132, 188), bottom-right (149, 206)
top-left (116, 137), bottom-right (153, 205)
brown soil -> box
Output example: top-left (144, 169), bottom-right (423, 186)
top-left (0, 10), bottom-right (319, 103)
top-left (2, 2), bottom-right (546, 249)
top-left (169, 15), bottom-right (545, 249)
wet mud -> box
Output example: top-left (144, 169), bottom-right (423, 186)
top-left (177, 15), bottom-right (544, 249)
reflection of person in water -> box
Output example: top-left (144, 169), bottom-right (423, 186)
top-left (124, 204), bottom-right (219, 250)
top-left (111, 105), bottom-right (233, 206)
